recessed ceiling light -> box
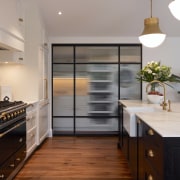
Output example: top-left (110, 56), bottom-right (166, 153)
top-left (58, 11), bottom-right (62, 15)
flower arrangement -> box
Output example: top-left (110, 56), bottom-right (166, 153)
top-left (137, 61), bottom-right (180, 84)
top-left (136, 61), bottom-right (180, 96)
top-left (137, 61), bottom-right (171, 82)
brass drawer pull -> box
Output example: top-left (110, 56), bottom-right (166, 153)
top-left (147, 174), bottom-right (154, 180)
top-left (9, 163), bottom-right (15, 168)
top-left (16, 158), bottom-right (21, 161)
top-left (148, 129), bottom-right (154, 136)
top-left (0, 174), bottom-right (4, 179)
top-left (147, 149), bottom-right (154, 157)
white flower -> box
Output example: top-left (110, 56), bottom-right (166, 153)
top-left (147, 69), bottom-right (152, 74)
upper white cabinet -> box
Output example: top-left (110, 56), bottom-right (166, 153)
top-left (0, 51), bottom-right (24, 64)
top-left (20, 0), bottom-right (49, 101)
top-left (0, 0), bottom-right (24, 51)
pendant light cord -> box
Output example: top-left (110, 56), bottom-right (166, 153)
top-left (150, 0), bottom-right (152, 18)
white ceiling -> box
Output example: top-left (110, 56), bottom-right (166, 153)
top-left (36, 0), bottom-right (180, 38)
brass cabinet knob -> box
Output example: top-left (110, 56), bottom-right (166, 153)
top-left (147, 174), bottom-right (154, 180)
top-left (0, 174), bottom-right (5, 179)
top-left (148, 129), bottom-right (154, 136)
top-left (16, 158), bottom-right (21, 161)
top-left (0, 174), bottom-right (4, 179)
top-left (9, 163), bottom-right (15, 168)
top-left (147, 149), bottom-right (154, 157)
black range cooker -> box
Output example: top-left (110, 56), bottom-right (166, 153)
top-left (0, 97), bottom-right (28, 180)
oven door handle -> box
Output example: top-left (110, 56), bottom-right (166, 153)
top-left (0, 121), bottom-right (26, 138)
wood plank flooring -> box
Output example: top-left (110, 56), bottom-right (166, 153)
top-left (15, 136), bottom-right (133, 180)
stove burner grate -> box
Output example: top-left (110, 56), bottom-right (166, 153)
top-left (0, 100), bottom-right (23, 109)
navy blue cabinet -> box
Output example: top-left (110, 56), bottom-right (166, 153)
top-left (137, 118), bottom-right (180, 180)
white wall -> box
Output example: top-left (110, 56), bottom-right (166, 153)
top-left (143, 37), bottom-right (180, 102)
top-left (49, 36), bottom-right (180, 102)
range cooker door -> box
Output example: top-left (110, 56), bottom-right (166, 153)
top-left (0, 119), bottom-right (26, 166)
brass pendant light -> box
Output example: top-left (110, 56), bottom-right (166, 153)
top-left (139, 0), bottom-right (166, 48)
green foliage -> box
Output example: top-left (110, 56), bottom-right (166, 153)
top-left (136, 61), bottom-right (180, 83)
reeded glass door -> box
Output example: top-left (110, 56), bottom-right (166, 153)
top-left (53, 65), bottom-right (74, 133)
top-left (52, 44), bottom-right (142, 135)
top-left (52, 46), bottom-right (75, 134)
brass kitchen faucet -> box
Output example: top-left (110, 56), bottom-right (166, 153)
top-left (146, 80), bottom-right (167, 110)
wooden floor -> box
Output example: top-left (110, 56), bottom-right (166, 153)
top-left (15, 136), bottom-right (133, 180)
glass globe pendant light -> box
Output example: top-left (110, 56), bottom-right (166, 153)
top-left (139, 0), bottom-right (166, 48)
top-left (169, 0), bottom-right (180, 21)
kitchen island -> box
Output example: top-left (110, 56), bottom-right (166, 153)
top-left (119, 100), bottom-right (180, 180)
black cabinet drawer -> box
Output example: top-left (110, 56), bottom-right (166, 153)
top-left (144, 167), bottom-right (162, 180)
top-left (144, 142), bottom-right (163, 176)
top-left (0, 145), bottom-right (26, 179)
top-left (138, 119), bottom-right (180, 180)
top-left (0, 156), bottom-right (15, 179)
top-left (143, 124), bottom-right (162, 148)
top-left (144, 157), bottom-right (164, 180)
top-left (14, 145), bottom-right (26, 167)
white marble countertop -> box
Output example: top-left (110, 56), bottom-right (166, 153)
top-left (119, 100), bottom-right (180, 137)
top-left (136, 111), bottom-right (180, 137)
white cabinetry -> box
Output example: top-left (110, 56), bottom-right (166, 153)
top-left (38, 46), bottom-right (49, 100)
top-left (0, 51), bottom-right (24, 64)
top-left (17, 0), bottom-right (49, 101)
top-left (0, 0), bottom-right (24, 51)
top-left (37, 99), bottom-right (49, 145)
top-left (26, 102), bottom-right (38, 158)
top-left (26, 100), bottom-right (49, 157)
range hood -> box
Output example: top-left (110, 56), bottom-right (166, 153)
top-left (0, 27), bottom-right (24, 52)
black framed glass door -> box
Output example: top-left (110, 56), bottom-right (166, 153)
top-left (52, 44), bottom-right (142, 135)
